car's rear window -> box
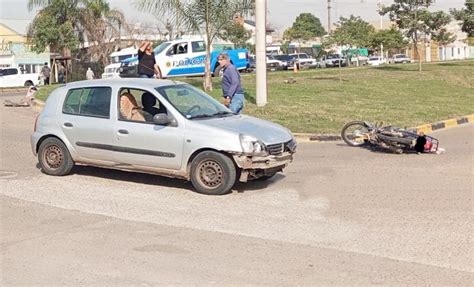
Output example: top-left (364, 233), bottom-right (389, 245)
top-left (63, 87), bottom-right (112, 118)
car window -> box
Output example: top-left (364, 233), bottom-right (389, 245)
top-left (156, 84), bottom-right (232, 119)
top-left (167, 42), bottom-right (188, 56)
top-left (117, 88), bottom-right (166, 123)
top-left (0, 68), bottom-right (18, 76)
top-left (63, 87), bottom-right (111, 118)
top-left (191, 41), bottom-right (206, 52)
top-left (299, 54), bottom-right (308, 59)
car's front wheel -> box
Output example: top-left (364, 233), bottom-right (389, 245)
top-left (190, 151), bottom-right (236, 195)
top-left (38, 137), bottom-right (74, 176)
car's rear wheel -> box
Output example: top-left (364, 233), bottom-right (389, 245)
top-left (190, 151), bottom-right (236, 195)
top-left (38, 137), bottom-right (74, 176)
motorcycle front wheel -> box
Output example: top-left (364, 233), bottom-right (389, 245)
top-left (341, 121), bottom-right (371, 146)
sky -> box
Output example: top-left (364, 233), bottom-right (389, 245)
top-left (0, 0), bottom-right (467, 35)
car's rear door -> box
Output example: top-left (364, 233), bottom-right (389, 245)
top-left (60, 87), bottom-right (117, 162)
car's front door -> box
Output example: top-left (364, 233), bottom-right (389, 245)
top-left (113, 88), bottom-right (184, 170)
top-left (162, 41), bottom-right (207, 77)
top-left (60, 86), bottom-right (117, 162)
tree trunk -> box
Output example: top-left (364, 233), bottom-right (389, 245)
top-left (203, 37), bottom-right (213, 91)
top-left (415, 34), bottom-right (422, 72)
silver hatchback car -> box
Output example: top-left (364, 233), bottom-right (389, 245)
top-left (31, 79), bottom-right (296, 195)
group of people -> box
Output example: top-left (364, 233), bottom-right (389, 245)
top-left (40, 62), bottom-right (67, 85)
top-left (137, 40), bottom-right (245, 114)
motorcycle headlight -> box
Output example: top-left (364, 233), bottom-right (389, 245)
top-left (240, 134), bottom-right (267, 156)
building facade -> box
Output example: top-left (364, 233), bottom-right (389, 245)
top-left (0, 23), bottom-right (50, 72)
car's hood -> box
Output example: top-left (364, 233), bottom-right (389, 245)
top-left (202, 115), bottom-right (293, 145)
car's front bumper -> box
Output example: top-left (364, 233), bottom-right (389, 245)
top-left (232, 152), bottom-right (294, 181)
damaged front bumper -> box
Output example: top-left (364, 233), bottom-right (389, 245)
top-left (232, 152), bottom-right (294, 182)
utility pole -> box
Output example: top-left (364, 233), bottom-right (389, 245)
top-left (255, 0), bottom-right (267, 106)
top-left (379, 0), bottom-right (384, 59)
top-left (327, 0), bottom-right (331, 33)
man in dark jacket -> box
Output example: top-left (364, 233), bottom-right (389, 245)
top-left (218, 53), bottom-right (244, 114)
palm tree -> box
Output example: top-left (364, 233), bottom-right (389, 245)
top-left (28, 0), bottom-right (124, 66)
top-left (135, 0), bottom-right (253, 91)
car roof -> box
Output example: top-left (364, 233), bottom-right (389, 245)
top-left (63, 78), bottom-right (186, 90)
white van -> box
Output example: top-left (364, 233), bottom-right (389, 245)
top-left (101, 47), bottom-right (137, 79)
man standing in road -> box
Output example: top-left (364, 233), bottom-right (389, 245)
top-left (41, 62), bottom-right (50, 85)
top-left (138, 41), bottom-right (159, 78)
top-left (218, 53), bottom-right (244, 114)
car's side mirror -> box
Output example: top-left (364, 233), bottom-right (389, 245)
top-left (153, 113), bottom-right (171, 125)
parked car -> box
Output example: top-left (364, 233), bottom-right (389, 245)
top-left (321, 54), bottom-right (347, 68)
top-left (273, 54), bottom-right (296, 70)
top-left (289, 53), bottom-right (319, 69)
top-left (31, 79), bottom-right (297, 195)
top-left (367, 56), bottom-right (386, 66)
top-left (266, 55), bottom-right (284, 71)
top-left (0, 67), bottom-right (40, 88)
top-left (389, 54), bottom-right (411, 64)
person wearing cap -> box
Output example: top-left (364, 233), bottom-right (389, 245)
top-left (217, 53), bottom-right (244, 114)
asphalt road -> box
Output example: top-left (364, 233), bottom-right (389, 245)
top-left (1, 94), bottom-right (473, 285)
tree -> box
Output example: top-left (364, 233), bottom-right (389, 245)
top-left (331, 15), bottom-right (375, 48)
top-left (369, 27), bottom-right (408, 54)
top-left (380, 0), bottom-right (452, 72)
top-left (451, 0), bottom-right (474, 37)
top-left (136, 0), bottom-right (254, 91)
top-left (283, 13), bottom-right (325, 51)
top-left (28, 9), bottom-right (79, 54)
top-left (219, 22), bottom-right (252, 49)
top-left (28, 0), bottom-right (124, 68)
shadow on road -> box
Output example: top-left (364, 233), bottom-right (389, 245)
top-left (35, 163), bottom-right (280, 195)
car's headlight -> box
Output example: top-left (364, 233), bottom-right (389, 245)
top-left (240, 134), bottom-right (267, 156)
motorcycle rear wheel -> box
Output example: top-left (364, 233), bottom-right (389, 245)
top-left (341, 121), bottom-right (371, 146)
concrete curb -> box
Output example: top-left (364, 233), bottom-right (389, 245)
top-left (0, 87), bottom-right (29, 93)
top-left (294, 114), bottom-right (474, 143)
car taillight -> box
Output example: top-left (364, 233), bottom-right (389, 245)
top-left (34, 114), bottom-right (39, 132)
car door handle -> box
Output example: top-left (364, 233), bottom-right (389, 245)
top-left (118, 129), bottom-right (129, 135)
top-left (64, 122), bottom-right (73, 127)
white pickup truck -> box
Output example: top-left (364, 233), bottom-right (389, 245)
top-left (0, 67), bottom-right (40, 88)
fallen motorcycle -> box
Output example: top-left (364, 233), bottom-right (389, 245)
top-left (341, 121), bottom-right (439, 154)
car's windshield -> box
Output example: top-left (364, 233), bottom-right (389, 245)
top-left (154, 42), bottom-right (171, 55)
top-left (395, 55), bottom-right (405, 58)
top-left (327, 54), bottom-right (339, 59)
top-left (369, 57), bottom-right (380, 61)
top-left (155, 84), bottom-right (233, 119)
